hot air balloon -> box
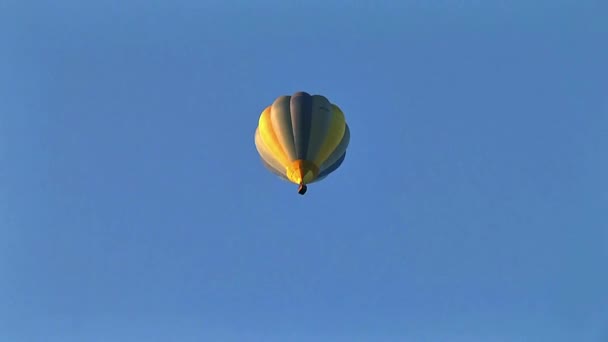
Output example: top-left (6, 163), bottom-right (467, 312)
top-left (254, 91), bottom-right (350, 195)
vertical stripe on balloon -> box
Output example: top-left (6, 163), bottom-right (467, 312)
top-left (255, 128), bottom-right (289, 173)
top-left (314, 104), bottom-right (346, 166)
top-left (290, 92), bottom-right (313, 160)
top-left (306, 95), bottom-right (334, 164)
top-left (319, 124), bottom-right (350, 172)
top-left (258, 106), bottom-right (290, 167)
top-left (270, 96), bottom-right (297, 162)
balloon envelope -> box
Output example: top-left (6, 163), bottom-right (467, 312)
top-left (254, 91), bottom-right (350, 194)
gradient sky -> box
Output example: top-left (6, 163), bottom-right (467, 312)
top-left (2, 1), bottom-right (607, 341)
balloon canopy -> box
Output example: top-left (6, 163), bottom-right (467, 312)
top-left (254, 91), bottom-right (350, 195)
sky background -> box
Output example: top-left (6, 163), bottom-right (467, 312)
top-left (1, 0), bottom-right (607, 341)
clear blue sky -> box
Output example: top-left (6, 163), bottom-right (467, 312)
top-left (2, 1), bottom-right (607, 341)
